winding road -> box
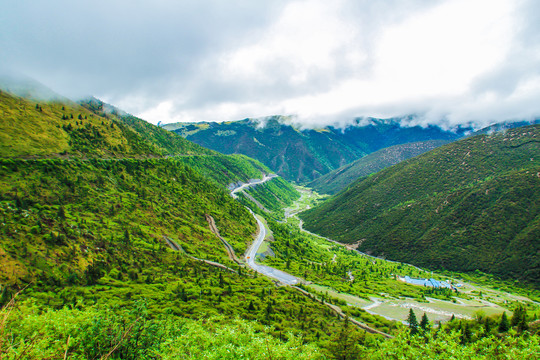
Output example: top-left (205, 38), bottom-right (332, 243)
top-left (245, 209), bottom-right (299, 285)
top-left (231, 174), bottom-right (299, 285)
top-left (231, 174), bottom-right (278, 199)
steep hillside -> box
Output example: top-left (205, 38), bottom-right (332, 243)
top-left (0, 90), bottom-right (211, 158)
top-left (309, 140), bottom-right (449, 195)
top-left (0, 158), bottom-right (256, 285)
top-left (301, 125), bottom-right (540, 284)
top-left (167, 117), bottom-right (464, 183)
top-left (0, 83), bottom-right (357, 355)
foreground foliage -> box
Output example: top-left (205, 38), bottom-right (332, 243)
top-left (1, 301), bottom-right (323, 359)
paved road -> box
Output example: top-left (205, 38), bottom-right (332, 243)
top-left (231, 174), bottom-right (278, 199)
top-left (245, 209), bottom-right (299, 285)
top-left (231, 174), bottom-right (299, 285)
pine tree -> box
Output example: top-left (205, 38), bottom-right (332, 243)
top-left (219, 272), bottom-right (224, 287)
top-left (461, 322), bottom-right (472, 344)
top-left (407, 309), bottom-right (419, 335)
top-left (484, 317), bottom-right (491, 334)
top-left (57, 206), bottom-right (66, 220)
top-left (511, 305), bottom-right (525, 327)
top-left (124, 229), bottom-right (130, 244)
top-left (498, 312), bottom-right (510, 332)
top-left (420, 312), bottom-right (430, 331)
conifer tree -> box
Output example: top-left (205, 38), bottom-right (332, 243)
top-left (461, 322), bottom-right (471, 344)
top-left (511, 305), bottom-right (525, 327)
top-left (420, 312), bottom-right (430, 331)
top-left (407, 309), bottom-right (419, 335)
top-left (484, 317), bottom-right (492, 334)
top-left (498, 312), bottom-right (510, 332)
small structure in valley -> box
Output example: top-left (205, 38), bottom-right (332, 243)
top-left (401, 276), bottom-right (457, 290)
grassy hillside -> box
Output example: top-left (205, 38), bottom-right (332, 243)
top-left (0, 90), bottom-right (210, 158)
top-left (177, 154), bottom-right (270, 187)
top-left (0, 86), bottom-right (374, 357)
top-left (238, 177), bottom-right (301, 218)
top-left (0, 158), bottom-right (257, 285)
top-left (169, 117), bottom-right (463, 183)
top-left (301, 125), bottom-right (540, 284)
top-left (0, 157), bottom-right (368, 357)
top-left (309, 140), bottom-right (449, 195)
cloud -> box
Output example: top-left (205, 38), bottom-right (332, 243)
top-left (1, 0), bottom-right (539, 128)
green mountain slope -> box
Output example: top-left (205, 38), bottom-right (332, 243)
top-left (301, 125), bottom-right (540, 284)
top-left (0, 158), bottom-right (255, 285)
top-left (308, 140), bottom-right (449, 195)
top-left (1, 85), bottom-right (359, 355)
top-left (167, 117), bottom-right (464, 183)
top-left (0, 90), bottom-right (211, 158)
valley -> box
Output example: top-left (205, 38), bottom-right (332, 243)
top-left (0, 82), bottom-right (539, 359)
top-left (259, 188), bottom-right (537, 325)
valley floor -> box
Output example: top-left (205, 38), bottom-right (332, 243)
top-left (263, 186), bottom-right (539, 326)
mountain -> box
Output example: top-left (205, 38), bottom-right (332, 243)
top-left (166, 116), bottom-right (466, 183)
top-left (0, 82), bottom-right (373, 356)
top-left (1, 78), bottom-right (538, 358)
top-left (301, 125), bottom-right (540, 284)
top-left (308, 140), bottom-right (450, 195)
top-left (0, 86), bottom-right (281, 285)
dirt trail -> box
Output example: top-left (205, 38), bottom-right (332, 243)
top-left (293, 286), bottom-right (393, 338)
top-left (205, 214), bottom-right (243, 265)
top-left (163, 235), bottom-right (238, 274)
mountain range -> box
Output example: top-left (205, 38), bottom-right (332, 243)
top-left (165, 117), bottom-right (466, 183)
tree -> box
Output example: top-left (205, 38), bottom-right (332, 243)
top-left (420, 312), bottom-right (430, 331)
top-left (511, 305), bottom-right (528, 333)
top-left (511, 305), bottom-right (527, 332)
top-left (407, 309), bottom-right (419, 335)
top-left (484, 317), bottom-right (492, 334)
top-left (124, 229), bottom-right (130, 245)
top-left (265, 302), bottom-right (273, 320)
top-left (331, 318), bottom-right (361, 360)
top-left (498, 312), bottom-right (510, 333)
top-left (461, 322), bottom-right (471, 344)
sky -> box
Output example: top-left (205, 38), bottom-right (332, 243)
top-left (1, 0), bottom-right (539, 128)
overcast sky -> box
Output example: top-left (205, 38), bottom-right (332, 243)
top-left (1, 0), bottom-right (539, 128)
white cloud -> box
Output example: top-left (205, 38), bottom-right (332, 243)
top-left (1, 0), bottom-right (539, 127)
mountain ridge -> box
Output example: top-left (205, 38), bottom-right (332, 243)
top-left (308, 139), bottom-right (450, 194)
top-left (166, 116), bottom-right (466, 183)
top-left (301, 124), bottom-right (540, 284)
